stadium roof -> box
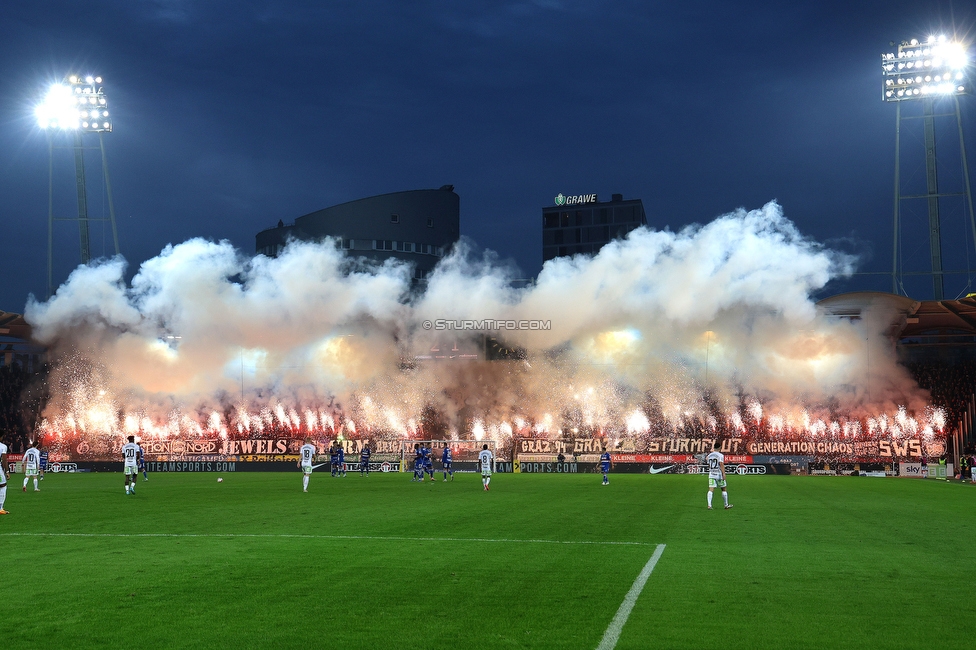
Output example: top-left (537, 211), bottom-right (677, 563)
top-left (817, 291), bottom-right (976, 340)
top-left (0, 310), bottom-right (31, 341)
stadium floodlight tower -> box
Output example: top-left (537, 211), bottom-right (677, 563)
top-left (34, 74), bottom-right (120, 298)
top-left (883, 35), bottom-right (976, 300)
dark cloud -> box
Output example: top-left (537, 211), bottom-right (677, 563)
top-left (1, 0), bottom-right (975, 309)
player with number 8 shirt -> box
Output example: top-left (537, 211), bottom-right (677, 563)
top-left (478, 444), bottom-right (493, 491)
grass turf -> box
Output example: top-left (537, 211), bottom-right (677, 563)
top-left (0, 470), bottom-right (973, 649)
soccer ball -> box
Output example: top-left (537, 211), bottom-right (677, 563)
top-left (217, 477), bottom-right (223, 483)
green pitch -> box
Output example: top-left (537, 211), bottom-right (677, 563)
top-left (1, 471), bottom-right (973, 649)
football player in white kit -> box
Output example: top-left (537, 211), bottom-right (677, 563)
top-left (0, 435), bottom-right (9, 514)
top-left (122, 436), bottom-right (141, 495)
top-left (298, 438), bottom-right (317, 492)
top-left (22, 443), bottom-right (41, 492)
top-left (478, 444), bottom-right (494, 491)
top-left (706, 441), bottom-right (733, 510)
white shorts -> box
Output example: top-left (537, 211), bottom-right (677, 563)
top-left (124, 464), bottom-right (138, 476)
top-left (481, 467), bottom-right (492, 477)
top-left (708, 477), bottom-right (727, 489)
top-left (25, 463), bottom-right (39, 477)
top-left (301, 464), bottom-right (312, 475)
top-left (0, 468), bottom-right (6, 483)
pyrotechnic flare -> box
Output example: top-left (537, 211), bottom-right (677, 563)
top-left (24, 202), bottom-right (943, 460)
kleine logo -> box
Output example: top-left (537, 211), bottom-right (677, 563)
top-left (924, 441), bottom-right (946, 457)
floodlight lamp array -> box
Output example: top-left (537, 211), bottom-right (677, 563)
top-left (881, 36), bottom-right (970, 101)
top-left (35, 74), bottom-right (112, 132)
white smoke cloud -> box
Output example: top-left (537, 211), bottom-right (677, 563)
top-left (25, 201), bottom-right (929, 439)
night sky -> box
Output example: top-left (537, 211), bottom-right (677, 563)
top-left (2, 0), bottom-right (975, 313)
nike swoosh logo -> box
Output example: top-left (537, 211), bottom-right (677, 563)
top-left (649, 465), bottom-right (674, 474)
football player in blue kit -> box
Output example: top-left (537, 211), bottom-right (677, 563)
top-left (38, 443), bottom-right (49, 481)
top-left (359, 442), bottom-right (372, 476)
top-left (337, 444), bottom-right (347, 477)
top-left (330, 443), bottom-right (340, 477)
top-left (412, 444), bottom-right (423, 481)
top-left (441, 444), bottom-right (454, 481)
top-left (600, 447), bottom-right (612, 485)
top-left (423, 444), bottom-right (435, 481)
top-left (138, 440), bottom-right (149, 481)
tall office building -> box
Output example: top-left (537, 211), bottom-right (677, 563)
top-left (256, 186), bottom-right (459, 280)
top-left (542, 193), bottom-right (647, 262)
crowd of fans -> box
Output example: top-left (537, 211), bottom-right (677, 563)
top-left (905, 360), bottom-right (976, 446)
top-left (0, 364), bottom-right (46, 453)
top-left (2, 358), bottom-right (976, 455)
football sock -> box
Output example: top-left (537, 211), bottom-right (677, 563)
top-left (707, 492), bottom-right (713, 507)
top-left (486, 476), bottom-right (491, 486)
top-left (23, 477), bottom-right (28, 488)
top-left (722, 492), bottom-right (729, 507)
top-left (33, 478), bottom-right (38, 490)
top-left (0, 485), bottom-right (6, 508)
top-left (303, 475), bottom-right (309, 490)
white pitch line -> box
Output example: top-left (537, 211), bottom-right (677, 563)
top-left (0, 532), bottom-right (652, 547)
top-left (596, 543), bottom-right (666, 650)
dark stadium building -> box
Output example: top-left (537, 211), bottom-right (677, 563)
top-left (542, 192), bottom-right (647, 262)
top-left (0, 311), bottom-right (41, 371)
top-left (256, 186), bottom-right (460, 280)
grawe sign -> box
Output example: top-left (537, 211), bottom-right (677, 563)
top-left (554, 193), bottom-right (597, 206)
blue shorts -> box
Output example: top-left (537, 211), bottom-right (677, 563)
top-left (601, 464), bottom-right (610, 472)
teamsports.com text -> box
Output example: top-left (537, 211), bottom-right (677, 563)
top-left (423, 319), bottom-right (552, 331)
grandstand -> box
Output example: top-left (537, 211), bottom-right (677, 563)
top-left (3, 293), bottom-right (976, 462)
top-left (818, 291), bottom-right (976, 457)
top-left (0, 310), bottom-right (46, 453)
